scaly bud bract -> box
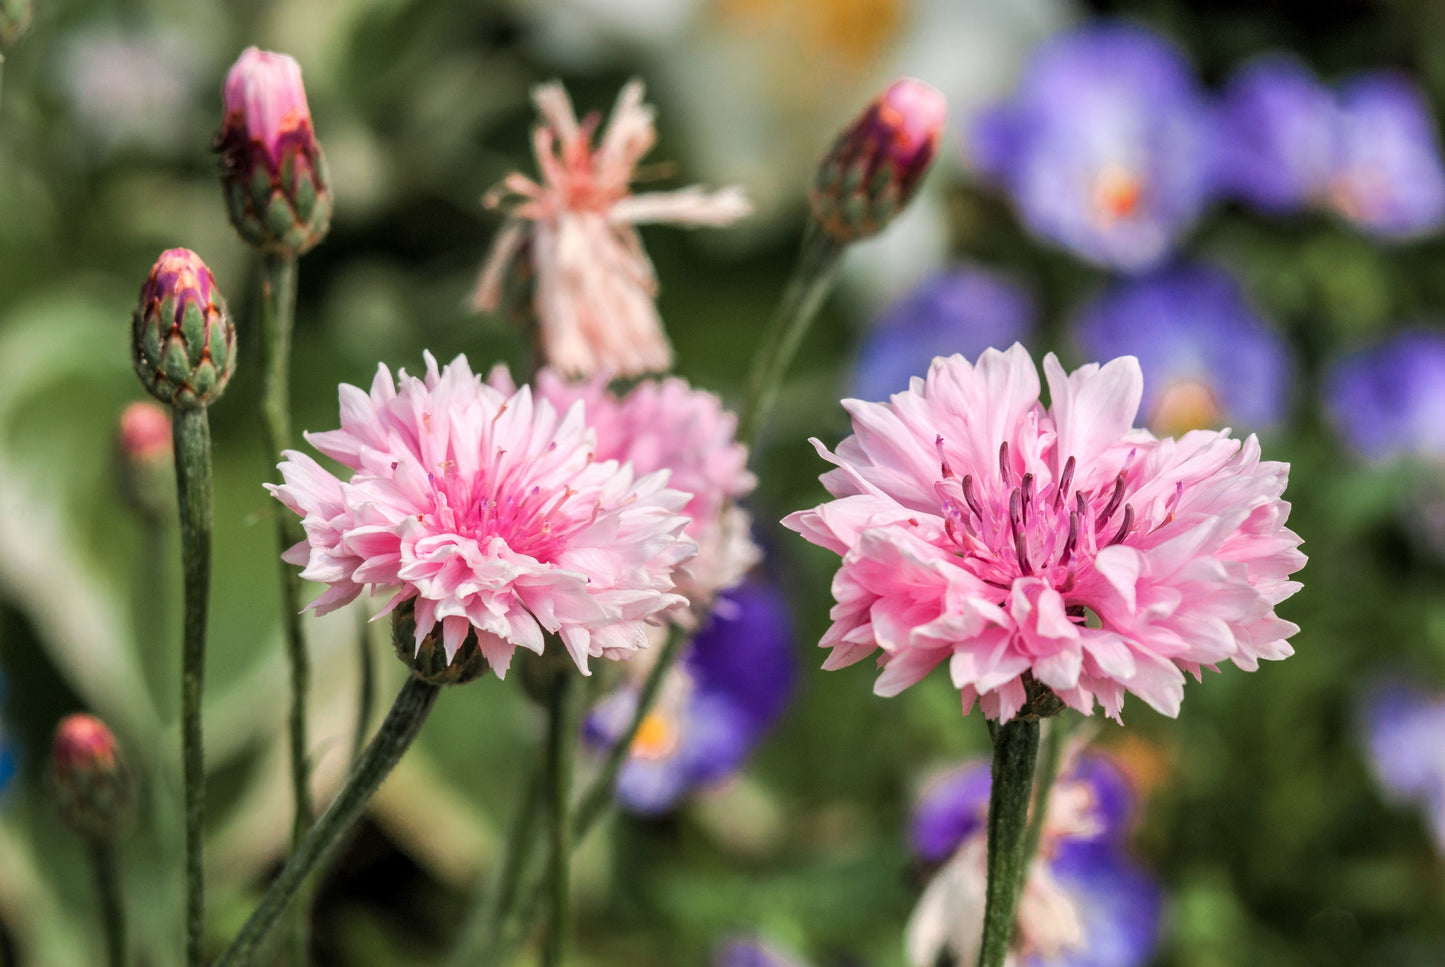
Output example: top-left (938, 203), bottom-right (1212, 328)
top-left (115, 400), bottom-right (174, 521)
top-left (391, 602), bottom-right (491, 687)
top-left (49, 714), bottom-right (136, 844)
top-left (215, 47), bottom-right (332, 257)
top-left (810, 78), bottom-right (947, 243)
top-left (132, 249), bottom-right (234, 409)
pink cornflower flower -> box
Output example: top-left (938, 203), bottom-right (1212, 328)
top-left (495, 368), bottom-right (759, 613)
top-left (784, 344), bottom-right (1305, 722)
top-left (472, 80), bottom-right (751, 377)
top-left (267, 353), bottom-right (697, 677)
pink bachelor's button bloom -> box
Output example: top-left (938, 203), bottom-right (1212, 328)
top-left (783, 344), bottom-right (1305, 722)
top-left (472, 79), bottom-right (751, 377)
top-left (267, 353), bottom-right (697, 677)
top-left (505, 368), bottom-right (760, 613)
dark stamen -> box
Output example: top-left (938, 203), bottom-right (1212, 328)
top-left (1020, 473), bottom-right (1035, 526)
top-left (999, 441), bottom-right (1011, 484)
top-left (1054, 456), bottom-right (1075, 510)
top-left (1095, 474), bottom-right (1126, 531)
top-left (1059, 511), bottom-right (1079, 567)
top-left (1107, 504), bottom-right (1135, 546)
top-left (1009, 488), bottom-right (1032, 575)
top-left (936, 435), bottom-right (953, 479)
top-left (961, 475), bottom-right (984, 520)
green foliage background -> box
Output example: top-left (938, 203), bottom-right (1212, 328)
top-left (2, 0), bottom-right (1444, 965)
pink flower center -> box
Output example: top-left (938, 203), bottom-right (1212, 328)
top-left (932, 438), bottom-right (1180, 599)
top-left (420, 458), bottom-right (598, 564)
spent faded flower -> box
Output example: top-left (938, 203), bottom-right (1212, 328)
top-left (907, 752), bottom-right (1161, 967)
top-left (785, 344), bottom-right (1305, 722)
top-left (473, 79), bottom-right (751, 377)
top-left (268, 353), bottom-right (697, 677)
top-left (498, 367), bottom-right (759, 610)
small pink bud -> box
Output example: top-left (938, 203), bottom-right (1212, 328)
top-left (116, 401), bottom-right (174, 521)
top-left (215, 47), bottom-right (332, 257)
top-left (131, 249), bottom-right (235, 410)
top-left (810, 78), bottom-right (948, 242)
top-left (49, 714), bottom-right (136, 844)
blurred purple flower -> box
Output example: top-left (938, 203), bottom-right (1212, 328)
top-left (1217, 54), bottom-right (1338, 214)
top-left (1324, 329), bottom-right (1445, 460)
top-left (970, 22), bottom-right (1214, 272)
top-left (714, 937), bottom-right (811, 967)
top-left (1330, 73), bottom-right (1445, 240)
top-left (1073, 263), bottom-right (1292, 435)
top-left (585, 579), bottom-right (796, 815)
top-left (851, 266), bottom-right (1034, 402)
top-left (1360, 679), bottom-right (1445, 851)
top-left (907, 752), bottom-right (1160, 967)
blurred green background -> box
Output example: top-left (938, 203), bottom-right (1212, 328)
top-left (2, 0), bottom-right (1445, 965)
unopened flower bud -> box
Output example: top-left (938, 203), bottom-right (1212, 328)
top-left (115, 401), bottom-right (174, 522)
top-left (810, 78), bottom-right (947, 242)
top-left (131, 248), bottom-right (235, 410)
top-left (215, 47), bottom-right (333, 257)
top-left (48, 714), bottom-right (136, 844)
top-left (0, 0), bottom-right (32, 51)
top-left (391, 603), bottom-right (490, 687)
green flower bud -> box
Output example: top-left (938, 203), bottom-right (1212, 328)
top-left (115, 400), bottom-right (174, 523)
top-left (131, 248), bottom-right (234, 410)
top-left (48, 714), bottom-right (137, 845)
top-left (391, 603), bottom-right (491, 687)
top-left (214, 47), bottom-right (332, 257)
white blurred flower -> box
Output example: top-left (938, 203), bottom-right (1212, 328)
top-left (57, 27), bottom-right (206, 155)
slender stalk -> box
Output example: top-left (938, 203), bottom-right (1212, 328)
top-left (736, 227), bottom-right (844, 445)
top-left (445, 772), bottom-right (544, 967)
top-left (476, 628), bottom-right (687, 967)
top-left (211, 676), bottom-right (441, 967)
top-left (91, 845), bottom-right (125, 967)
top-left (0, 54), bottom-right (6, 111)
top-left (542, 671), bottom-right (582, 967)
top-left (977, 717), bottom-right (1041, 967)
top-left (1021, 717), bottom-right (1067, 868)
top-left (351, 606), bottom-right (376, 767)
top-left (173, 406), bottom-right (212, 967)
top-left (257, 253), bottom-right (312, 967)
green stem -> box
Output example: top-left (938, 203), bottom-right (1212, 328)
top-left (736, 227), bottom-right (845, 446)
top-left (91, 845), bottom-right (125, 967)
top-left (1021, 717), bottom-right (1067, 869)
top-left (542, 671), bottom-right (582, 967)
top-left (977, 717), bottom-right (1041, 967)
top-left (444, 772), bottom-right (544, 967)
top-left (173, 406), bottom-right (212, 967)
top-left (210, 676), bottom-right (441, 967)
top-left (475, 628), bottom-right (688, 967)
top-left (258, 253), bottom-right (311, 967)
top-left (351, 607), bottom-right (375, 767)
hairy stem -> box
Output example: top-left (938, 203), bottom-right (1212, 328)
top-left (977, 717), bottom-right (1041, 967)
top-left (173, 406), bottom-right (212, 967)
top-left (91, 845), bottom-right (126, 967)
top-left (542, 671), bottom-right (582, 967)
top-left (736, 227), bottom-right (844, 445)
top-left (211, 676), bottom-right (440, 967)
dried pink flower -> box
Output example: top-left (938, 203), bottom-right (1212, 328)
top-left (784, 344), bottom-right (1305, 722)
top-left (267, 353), bottom-right (697, 677)
top-left (493, 368), bottom-right (759, 612)
top-left (473, 80), bottom-right (751, 377)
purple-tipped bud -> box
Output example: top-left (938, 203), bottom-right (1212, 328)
top-left (810, 78), bottom-right (947, 242)
top-left (391, 602), bottom-right (491, 687)
top-left (0, 0), bottom-right (31, 51)
top-left (48, 714), bottom-right (136, 844)
top-left (131, 249), bottom-right (234, 410)
top-left (115, 401), bottom-right (174, 521)
top-left (215, 47), bottom-right (332, 257)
